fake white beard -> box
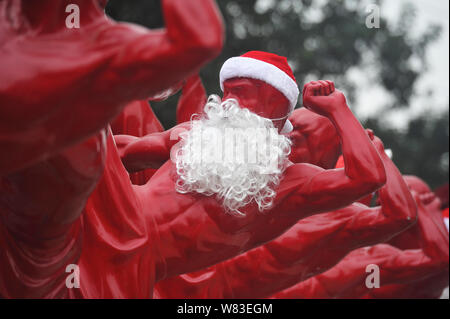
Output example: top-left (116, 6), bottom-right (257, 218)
top-left (174, 95), bottom-right (292, 216)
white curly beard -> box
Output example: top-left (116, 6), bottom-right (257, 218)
top-left (174, 95), bottom-right (292, 216)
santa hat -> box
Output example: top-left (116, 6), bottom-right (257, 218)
top-left (220, 51), bottom-right (299, 134)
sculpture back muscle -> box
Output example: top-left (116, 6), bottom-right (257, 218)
top-left (0, 130), bottom-right (107, 298)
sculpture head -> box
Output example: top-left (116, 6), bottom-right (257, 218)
top-left (220, 51), bottom-right (299, 133)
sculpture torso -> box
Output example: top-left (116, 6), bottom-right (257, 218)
top-left (0, 130), bottom-right (107, 298)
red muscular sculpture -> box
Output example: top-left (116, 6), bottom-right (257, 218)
top-left (0, 0), bottom-right (224, 298)
top-left (79, 51), bottom-right (387, 298)
top-left (113, 75), bottom-right (349, 299)
top-left (153, 134), bottom-right (416, 298)
top-left (118, 73), bottom-right (409, 299)
top-left (272, 176), bottom-right (449, 299)
top-left (111, 100), bottom-right (164, 185)
top-left (0, 0), bottom-right (386, 298)
top-left (176, 75), bottom-right (209, 125)
top-left (118, 76), bottom-right (342, 175)
top-left (175, 74), bottom-right (342, 169)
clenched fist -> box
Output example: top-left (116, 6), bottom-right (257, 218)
top-left (302, 81), bottom-right (348, 117)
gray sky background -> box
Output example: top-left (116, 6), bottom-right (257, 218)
top-left (259, 0), bottom-right (449, 128)
top-left (352, 0), bottom-right (449, 128)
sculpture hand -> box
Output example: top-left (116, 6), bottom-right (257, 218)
top-left (302, 80), bottom-right (347, 117)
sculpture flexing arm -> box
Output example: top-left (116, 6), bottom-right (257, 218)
top-left (155, 134), bottom-right (416, 298)
top-left (145, 81), bottom-right (388, 282)
top-left (329, 134), bottom-right (417, 244)
top-left (277, 81), bottom-right (387, 216)
top-left (0, 0), bottom-right (224, 175)
top-left (116, 122), bottom-right (190, 172)
top-left (287, 108), bottom-right (341, 168)
top-left (176, 78), bottom-right (342, 168)
top-left (215, 135), bottom-right (415, 298)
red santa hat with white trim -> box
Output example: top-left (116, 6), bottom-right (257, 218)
top-left (219, 51), bottom-right (300, 134)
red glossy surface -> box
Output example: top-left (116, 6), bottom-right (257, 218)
top-left (0, 0), bottom-right (223, 176)
top-left (0, 0), bottom-right (224, 298)
top-left (155, 135), bottom-right (416, 298)
top-left (273, 176), bottom-right (449, 299)
top-left (222, 78), bottom-right (291, 132)
top-left (0, 0), bottom-right (388, 298)
top-left (176, 75), bottom-right (292, 131)
top-left (175, 76), bottom-right (342, 169)
top-left (111, 100), bottom-right (164, 185)
top-left (116, 121), bottom-right (190, 175)
top-left (435, 183), bottom-right (449, 209)
top-left (96, 80), bottom-right (387, 298)
top-left (287, 108), bottom-right (341, 169)
top-left (122, 78), bottom-right (343, 176)
top-left (115, 79), bottom-right (386, 298)
top-left (176, 75), bottom-right (208, 124)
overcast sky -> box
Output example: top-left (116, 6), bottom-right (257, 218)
top-left (256, 0), bottom-right (448, 128)
top-left (354, 0), bottom-right (449, 128)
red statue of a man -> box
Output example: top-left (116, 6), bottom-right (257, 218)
top-left (0, 0), bottom-right (224, 298)
top-left (153, 133), bottom-right (416, 298)
top-left (116, 74), bottom-right (415, 299)
top-left (272, 176), bottom-right (449, 299)
top-left (98, 51), bottom-right (387, 298)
